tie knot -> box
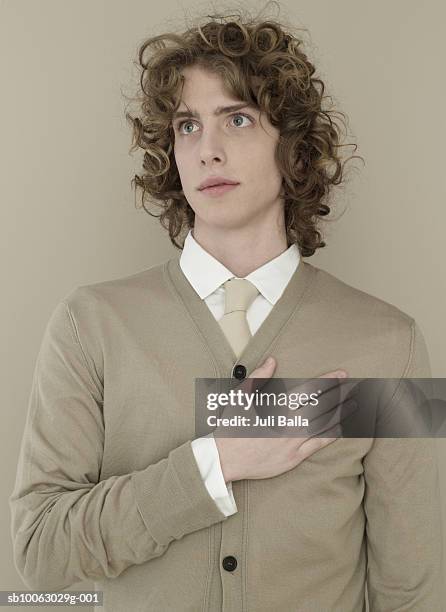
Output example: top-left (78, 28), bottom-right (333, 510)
top-left (223, 278), bottom-right (259, 315)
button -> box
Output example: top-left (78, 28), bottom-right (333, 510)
top-left (232, 364), bottom-right (246, 380)
top-left (222, 555), bottom-right (238, 572)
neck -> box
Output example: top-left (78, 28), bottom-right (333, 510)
top-left (191, 210), bottom-right (289, 278)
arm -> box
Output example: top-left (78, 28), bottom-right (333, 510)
top-left (363, 319), bottom-right (444, 610)
top-left (9, 300), bottom-right (228, 591)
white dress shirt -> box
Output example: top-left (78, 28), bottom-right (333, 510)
top-left (180, 228), bottom-right (300, 516)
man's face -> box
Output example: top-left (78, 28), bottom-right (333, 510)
top-left (172, 65), bottom-right (284, 232)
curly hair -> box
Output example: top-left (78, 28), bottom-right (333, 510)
top-left (125, 2), bottom-right (363, 256)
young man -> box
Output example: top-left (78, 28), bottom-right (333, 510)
top-left (10, 13), bottom-right (443, 612)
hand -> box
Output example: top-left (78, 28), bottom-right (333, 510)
top-left (214, 356), bottom-right (354, 482)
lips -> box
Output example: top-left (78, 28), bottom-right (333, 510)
top-left (198, 177), bottom-right (240, 190)
top-left (199, 183), bottom-right (239, 197)
top-left (203, 182), bottom-right (231, 188)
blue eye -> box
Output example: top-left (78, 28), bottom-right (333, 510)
top-left (178, 121), bottom-right (196, 134)
top-left (231, 114), bottom-right (251, 127)
top-left (176, 112), bottom-right (253, 135)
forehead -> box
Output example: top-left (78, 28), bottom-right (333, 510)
top-left (176, 65), bottom-right (240, 105)
top-left (173, 66), bottom-right (257, 117)
top-left (180, 64), bottom-right (226, 87)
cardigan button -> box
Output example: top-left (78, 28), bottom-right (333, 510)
top-left (232, 364), bottom-right (246, 380)
top-left (222, 555), bottom-right (238, 572)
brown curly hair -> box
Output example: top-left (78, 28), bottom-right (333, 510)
top-left (125, 2), bottom-right (363, 256)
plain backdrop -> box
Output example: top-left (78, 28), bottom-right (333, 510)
top-left (1, 0), bottom-right (445, 609)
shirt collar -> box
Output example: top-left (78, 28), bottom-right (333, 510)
top-left (179, 229), bottom-right (300, 305)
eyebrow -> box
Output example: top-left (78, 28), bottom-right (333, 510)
top-left (172, 102), bottom-right (254, 121)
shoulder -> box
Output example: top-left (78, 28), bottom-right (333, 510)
top-left (307, 262), bottom-right (415, 329)
top-left (304, 262), bottom-right (430, 376)
top-left (60, 260), bottom-right (169, 316)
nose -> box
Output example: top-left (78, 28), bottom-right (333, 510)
top-left (198, 127), bottom-right (227, 166)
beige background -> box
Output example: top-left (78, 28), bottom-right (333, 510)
top-left (1, 0), bottom-right (445, 608)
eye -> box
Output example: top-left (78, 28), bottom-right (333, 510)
top-left (175, 112), bottom-right (253, 135)
top-left (229, 113), bottom-right (253, 128)
top-left (176, 120), bottom-right (197, 135)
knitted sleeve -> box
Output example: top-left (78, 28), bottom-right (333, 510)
top-left (363, 319), bottom-right (444, 610)
top-left (9, 299), bottom-right (227, 591)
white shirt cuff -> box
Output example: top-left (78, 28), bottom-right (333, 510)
top-left (191, 433), bottom-right (237, 517)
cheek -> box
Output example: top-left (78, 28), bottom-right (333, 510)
top-left (246, 150), bottom-right (282, 185)
top-left (244, 137), bottom-right (279, 170)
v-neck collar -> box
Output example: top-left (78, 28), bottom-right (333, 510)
top-left (164, 253), bottom-right (318, 378)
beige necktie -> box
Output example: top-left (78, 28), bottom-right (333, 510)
top-left (218, 278), bottom-right (260, 359)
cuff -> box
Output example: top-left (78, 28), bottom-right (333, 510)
top-left (131, 439), bottom-right (229, 546)
top-left (191, 434), bottom-right (238, 517)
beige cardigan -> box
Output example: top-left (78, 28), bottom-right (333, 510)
top-left (9, 255), bottom-right (443, 611)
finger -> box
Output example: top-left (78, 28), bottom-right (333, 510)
top-left (292, 397), bottom-right (356, 438)
top-left (287, 380), bottom-right (349, 421)
top-left (295, 428), bottom-right (340, 460)
top-left (213, 359), bottom-right (275, 425)
top-left (236, 357), bottom-right (276, 395)
top-left (308, 402), bottom-right (358, 438)
top-left (320, 369), bottom-right (348, 378)
top-left (283, 372), bottom-right (349, 405)
top-left (304, 383), bottom-right (357, 421)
